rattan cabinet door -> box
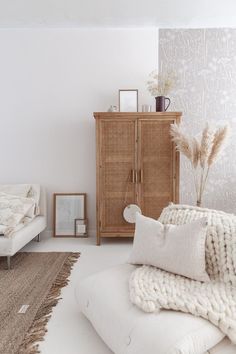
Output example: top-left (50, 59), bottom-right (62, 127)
top-left (137, 119), bottom-right (177, 219)
top-left (99, 119), bottom-right (137, 233)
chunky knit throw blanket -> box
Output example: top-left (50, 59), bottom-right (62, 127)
top-left (129, 204), bottom-right (236, 343)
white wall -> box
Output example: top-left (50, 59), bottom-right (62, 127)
top-left (0, 28), bottom-right (157, 235)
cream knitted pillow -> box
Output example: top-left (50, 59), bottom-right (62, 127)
top-left (129, 213), bottom-right (210, 282)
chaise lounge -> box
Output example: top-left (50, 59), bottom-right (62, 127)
top-left (0, 184), bottom-right (47, 269)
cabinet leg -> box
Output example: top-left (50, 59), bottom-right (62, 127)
top-left (96, 234), bottom-right (100, 246)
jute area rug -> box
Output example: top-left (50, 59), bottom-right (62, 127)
top-left (0, 252), bottom-right (80, 354)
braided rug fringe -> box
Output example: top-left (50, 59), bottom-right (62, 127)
top-left (18, 252), bottom-right (80, 354)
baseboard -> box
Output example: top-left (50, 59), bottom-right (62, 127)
top-left (40, 229), bottom-right (96, 239)
top-left (40, 230), bottom-right (52, 239)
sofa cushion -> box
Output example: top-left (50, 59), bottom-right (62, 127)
top-left (76, 264), bottom-right (225, 354)
top-left (0, 216), bottom-right (46, 256)
top-left (0, 184), bottom-right (41, 217)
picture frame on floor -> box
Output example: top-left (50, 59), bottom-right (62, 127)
top-left (74, 218), bottom-right (88, 238)
top-left (53, 193), bottom-right (87, 237)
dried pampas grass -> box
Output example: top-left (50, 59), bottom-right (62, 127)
top-left (200, 123), bottom-right (215, 168)
top-left (147, 70), bottom-right (177, 97)
top-left (191, 137), bottom-right (200, 169)
top-left (208, 125), bottom-right (229, 166)
top-left (170, 122), bottom-right (229, 207)
top-left (170, 124), bottom-right (192, 161)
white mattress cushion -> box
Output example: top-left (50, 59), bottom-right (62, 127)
top-left (76, 264), bottom-right (225, 354)
top-left (209, 337), bottom-right (236, 353)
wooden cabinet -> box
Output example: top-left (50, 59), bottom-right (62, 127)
top-left (94, 112), bottom-right (181, 245)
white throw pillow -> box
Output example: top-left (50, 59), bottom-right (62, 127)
top-left (0, 192), bottom-right (35, 227)
top-left (0, 184), bottom-right (40, 217)
top-left (128, 213), bottom-right (210, 282)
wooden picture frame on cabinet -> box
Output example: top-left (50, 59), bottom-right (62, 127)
top-left (119, 89), bottom-right (138, 112)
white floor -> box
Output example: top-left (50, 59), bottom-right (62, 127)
top-left (23, 235), bottom-right (133, 354)
top-left (23, 235), bottom-right (236, 354)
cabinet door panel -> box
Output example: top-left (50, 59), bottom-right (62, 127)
top-left (99, 120), bottom-right (136, 232)
top-left (138, 120), bottom-right (177, 219)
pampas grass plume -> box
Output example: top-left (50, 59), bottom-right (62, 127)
top-left (208, 125), bottom-right (229, 166)
top-left (200, 123), bottom-right (215, 168)
top-left (191, 137), bottom-right (200, 168)
top-left (170, 124), bottom-right (192, 161)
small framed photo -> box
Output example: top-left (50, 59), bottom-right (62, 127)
top-left (119, 89), bottom-right (138, 112)
top-left (74, 218), bottom-right (88, 238)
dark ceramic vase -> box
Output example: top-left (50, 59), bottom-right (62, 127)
top-left (155, 96), bottom-right (171, 112)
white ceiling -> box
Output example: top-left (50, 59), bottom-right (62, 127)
top-left (0, 0), bottom-right (236, 28)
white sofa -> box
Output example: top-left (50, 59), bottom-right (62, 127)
top-left (0, 185), bottom-right (47, 269)
top-left (77, 264), bottom-right (236, 354)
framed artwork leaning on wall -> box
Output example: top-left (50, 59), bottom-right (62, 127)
top-left (53, 193), bottom-right (87, 237)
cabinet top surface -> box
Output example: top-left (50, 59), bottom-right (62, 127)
top-left (93, 112), bottom-right (182, 119)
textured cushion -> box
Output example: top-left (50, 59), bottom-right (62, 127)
top-left (0, 192), bottom-right (35, 228)
top-left (0, 184), bottom-right (41, 217)
top-left (159, 204), bottom-right (236, 285)
top-left (76, 264), bottom-right (224, 354)
top-left (129, 213), bottom-right (210, 282)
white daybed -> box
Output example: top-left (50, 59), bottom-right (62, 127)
top-left (77, 264), bottom-right (236, 354)
top-left (0, 184), bottom-right (47, 269)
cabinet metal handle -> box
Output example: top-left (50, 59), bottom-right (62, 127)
top-left (140, 169), bottom-right (143, 183)
top-left (131, 169), bottom-right (135, 183)
top-left (131, 170), bottom-right (142, 183)
top-left (135, 170), bottom-right (138, 184)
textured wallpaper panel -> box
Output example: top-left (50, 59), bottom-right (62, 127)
top-left (159, 29), bottom-right (236, 213)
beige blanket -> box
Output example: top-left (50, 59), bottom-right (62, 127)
top-left (0, 192), bottom-right (36, 237)
top-left (129, 204), bottom-right (236, 343)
